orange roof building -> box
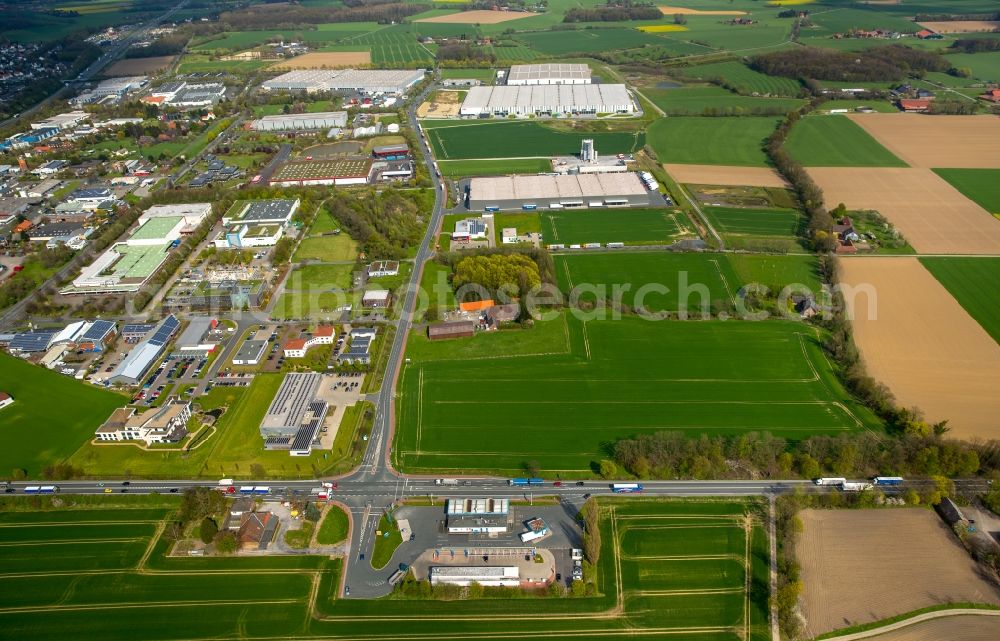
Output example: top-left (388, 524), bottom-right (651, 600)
top-left (459, 299), bottom-right (495, 313)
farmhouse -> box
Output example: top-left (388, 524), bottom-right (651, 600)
top-left (899, 98), bottom-right (931, 112)
top-left (506, 63), bottom-right (591, 86)
top-left (259, 372), bottom-right (327, 455)
top-left (94, 399), bottom-right (191, 445)
top-left (468, 173), bottom-right (649, 211)
top-left (459, 84), bottom-right (635, 117)
top-left (446, 497), bottom-right (509, 534)
top-left (428, 320), bottom-right (476, 341)
top-left (250, 112), bottom-right (348, 131)
top-left (0, 392), bottom-right (12, 410)
top-left (261, 69), bottom-right (425, 95)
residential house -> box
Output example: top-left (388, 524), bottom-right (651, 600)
top-left (237, 511), bottom-right (278, 550)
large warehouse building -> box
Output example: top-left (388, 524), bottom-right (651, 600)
top-left (506, 63), bottom-right (591, 85)
top-left (460, 84), bottom-right (634, 117)
top-left (430, 566), bottom-right (520, 588)
top-left (467, 173), bottom-right (650, 211)
top-left (259, 372), bottom-right (327, 456)
top-left (250, 112), bottom-right (348, 131)
top-left (261, 69), bottom-right (425, 95)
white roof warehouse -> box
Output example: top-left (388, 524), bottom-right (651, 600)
top-left (468, 173), bottom-right (649, 211)
top-left (261, 69), bottom-right (425, 95)
top-left (460, 84), bottom-right (635, 117)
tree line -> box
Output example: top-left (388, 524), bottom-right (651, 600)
top-left (564, 1), bottom-right (663, 23)
top-left (950, 38), bottom-right (1000, 53)
top-left (750, 45), bottom-right (949, 82)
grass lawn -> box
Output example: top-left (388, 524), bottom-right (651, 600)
top-left (419, 261), bottom-right (457, 314)
top-left (284, 521), bottom-right (315, 549)
top-left (293, 235), bottom-right (359, 263)
top-left (493, 213), bottom-right (542, 241)
top-left (397, 312), bottom-right (879, 474)
top-left (0, 354), bottom-right (127, 478)
top-left (316, 504), bottom-right (350, 545)
top-left (271, 291), bottom-right (356, 320)
top-left (919, 257), bottom-right (1000, 344)
top-left (437, 158), bottom-right (552, 177)
top-left (702, 205), bottom-right (803, 242)
top-left (556, 251), bottom-right (741, 312)
top-left (647, 116), bottom-right (780, 167)
top-left (370, 513), bottom-right (402, 570)
top-left (642, 86), bottom-right (805, 116)
top-left (438, 68), bottom-right (495, 82)
top-left (785, 116), bottom-right (907, 167)
top-left (728, 254), bottom-right (822, 294)
top-left (932, 169), bottom-right (1000, 215)
top-left (287, 263), bottom-right (355, 291)
top-left (543, 208), bottom-right (691, 246)
top-left (426, 121), bottom-right (645, 160)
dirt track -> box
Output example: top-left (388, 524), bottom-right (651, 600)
top-left (270, 52), bottom-right (371, 69)
top-left (808, 167), bottom-right (1000, 254)
top-left (838, 257), bottom-right (1000, 439)
top-left (663, 164), bottom-right (788, 188)
top-left (847, 114), bottom-right (1000, 168)
top-left (416, 10), bottom-right (532, 23)
top-left (797, 508), bottom-right (1000, 638)
top-left (917, 20), bottom-right (1000, 33)
top-left (863, 614), bottom-right (1000, 641)
top-left (417, 90), bottom-right (463, 118)
top-left (659, 6), bottom-right (745, 14)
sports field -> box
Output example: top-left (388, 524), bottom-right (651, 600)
top-left (919, 257), bottom-right (1000, 344)
top-left (0, 353), bottom-right (126, 478)
top-left (648, 117), bottom-right (780, 167)
top-left (785, 116), bottom-right (906, 167)
top-left (397, 310), bottom-right (878, 473)
top-left (932, 168), bottom-right (1000, 215)
top-left (543, 208), bottom-right (692, 246)
top-left (426, 122), bottom-right (645, 160)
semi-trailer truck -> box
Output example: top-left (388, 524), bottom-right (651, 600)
top-left (435, 479), bottom-right (459, 486)
top-left (814, 477), bottom-right (847, 486)
top-left (841, 482), bottom-right (874, 492)
top-left (873, 476), bottom-right (904, 486)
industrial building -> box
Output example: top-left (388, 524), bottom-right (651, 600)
top-left (143, 82), bottom-right (227, 108)
top-left (459, 84), bottom-right (634, 117)
top-left (213, 223), bottom-right (283, 249)
top-left (467, 173), bottom-right (650, 211)
top-left (446, 498), bottom-right (510, 534)
top-left (233, 339), bottom-right (268, 366)
top-left (71, 76), bottom-right (148, 105)
top-left (269, 159), bottom-right (372, 187)
top-left (31, 110), bottom-right (90, 131)
top-left (107, 315), bottom-right (180, 386)
top-left (223, 199), bottom-right (300, 226)
top-left (506, 63), bottom-right (592, 86)
top-left (430, 566), bottom-right (519, 588)
top-left (250, 111), bottom-right (348, 131)
top-left (261, 69), bottom-right (425, 95)
top-left (259, 372), bottom-right (327, 456)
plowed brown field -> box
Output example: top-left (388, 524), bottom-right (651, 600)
top-left (270, 52), bottom-right (371, 69)
top-left (797, 509), bottom-right (1000, 638)
top-left (808, 167), bottom-right (1000, 254)
top-left (864, 614), bottom-right (1000, 641)
top-left (838, 257), bottom-right (1000, 439)
top-left (664, 164), bottom-right (788, 187)
top-left (659, 6), bottom-right (746, 14)
top-left (917, 21), bottom-right (1000, 33)
top-left (416, 10), bottom-right (533, 23)
top-left (846, 114), bottom-right (1000, 168)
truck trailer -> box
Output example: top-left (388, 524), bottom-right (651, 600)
top-left (814, 477), bottom-right (847, 486)
top-left (841, 482), bottom-right (874, 492)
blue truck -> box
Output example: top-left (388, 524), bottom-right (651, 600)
top-left (873, 476), bottom-right (904, 486)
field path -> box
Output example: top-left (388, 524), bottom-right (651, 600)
top-left (822, 609), bottom-right (1000, 641)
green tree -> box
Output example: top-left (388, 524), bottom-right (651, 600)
top-left (199, 517), bottom-right (219, 544)
top-left (215, 531), bottom-right (237, 554)
top-left (598, 459), bottom-right (617, 479)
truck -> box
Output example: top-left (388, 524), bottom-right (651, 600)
top-left (435, 479), bottom-right (459, 486)
top-left (611, 483), bottom-right (643, 493)
top-left (252, 486), bottom-right (270, 495)
top-left (528, 478), bottom-right (544, 485)
top-left (814, 477), bottom-right (846, 486)
top-left (873, 476), bottom-right (904, 486)
top-left (238, 486), bottom-right (255, 494)
top-left (218, 478), bottom-right (234, 486)
top-left (841, 482), bottom-right (874, 492)
top-left (509, 478), bottom-right (529, 486)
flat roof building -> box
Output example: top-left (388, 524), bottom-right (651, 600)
top-left (261, 69), bottom-right (425, 95)
top-left (506, 63), bottom-right (591, 85)
top-left (233, 339), bottom-right (268, 365)
top-left (223, 199), bottom-right (300, 226)
top-left (468, 173), bottom-right (649, 211)
top-left (260, 373), bottom-right (327, 455)
top-left (250, 112), bottom-right (348, 131)
top-left (31, 110), bottom-right (90, 131)
top-left (362, 289), bottom-right (391, 309)
top-left (429, 566), bottom-right (519, 587)
top-left (460, 84), bottom-right (634, 117)
top-left (269, 159), bottom-right (372, 187)
top-left (108, 315), bottom-right (179, 386)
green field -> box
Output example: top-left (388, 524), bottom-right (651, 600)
top-left (426, 121), bottom-right (645, 160)
top-left (642, 86), bottom-right (805, 116)
top-left (785, 116), bottom-right (907, 167)
top-left (647, 117), bottom-right (780, 167)
top-left (677, 61), bottom-right (804, 97)
top-left (702, 205), bottom-right (803, 242)
top-left (0, 496), bottom-right (769, 641)
top-left (316, 504), bottom-right (350, 545)
top-left (293, 235), bottom-right (359, 263)
top-left (728, 254), bottom-right (822, 294)
top-left (437, 158), bottom-right (552, 177)
top-left (543, 208), bottom-right (692, 246)
top-left (920, 257), bottom-right (1000, 344)
top-left (438, 68), bottom-right (495, 82)
top-left (517, 28), bottom-right (672, 56)
top-left (556, 252), bottom-right (740, 313)
top-left (397, 309), bottom-right (878, 474)
top-left (287, 263), bottom-right (355, 291)
top-left (932, 168), bottom-right (1000, 215)
top-left (0, 354), bottom-right (126, 478)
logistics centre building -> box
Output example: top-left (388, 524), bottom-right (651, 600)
top-left (506, 63), bottom-right (591, 85)
top-left (467, 173), bottom-right (650, 211)
top-left (261, 69), bottom-right (425, 95)
top-left (459, 84), bottom-right (634, 117)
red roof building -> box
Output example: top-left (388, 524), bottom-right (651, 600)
top-left (980, 89), bottom-right (1000, 103)
top-left (899, 99), bottom-right (931, 112)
